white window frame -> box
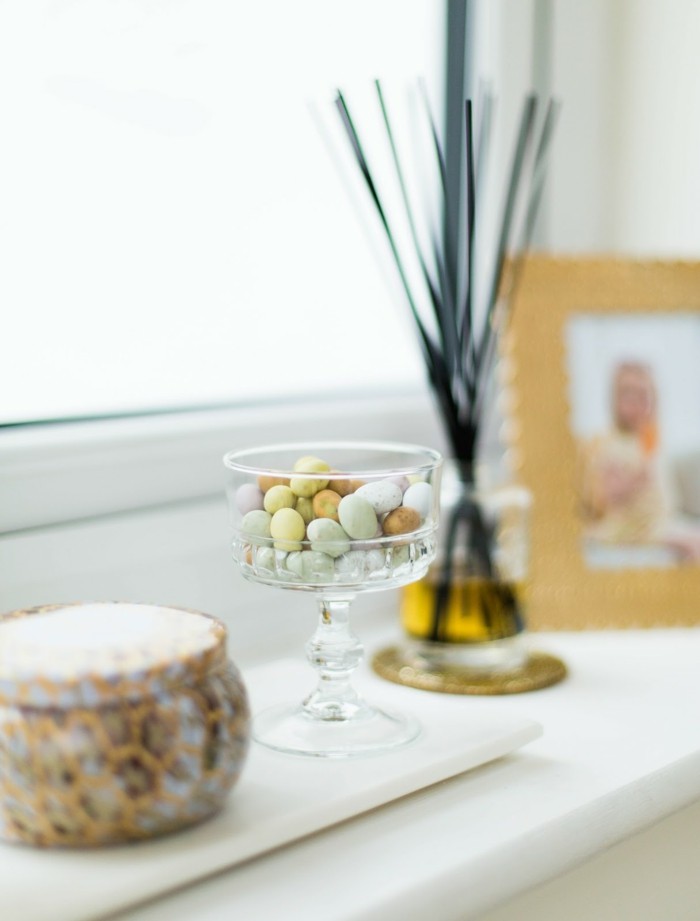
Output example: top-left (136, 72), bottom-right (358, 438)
top-left (0, 389), bottom-right (447, 640)
top-left (1, 389), bottom-right (443, 535)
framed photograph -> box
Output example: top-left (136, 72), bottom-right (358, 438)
top-left (507, 256), bottom-right (700, 629)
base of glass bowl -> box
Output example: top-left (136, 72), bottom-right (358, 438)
top-left (253, 702), bottom-right (420, 759)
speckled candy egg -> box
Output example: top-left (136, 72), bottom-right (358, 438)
top-left (270, 508), bottom-right (306, 551)
top-left (263, 485), bottom-right (296, 515)
top-left (254, 547), bottom-right (277, 572)
top-left (383, 506), bottom-right (421, 536)
top-left (390, 545), bottom-right (411, 568)
top-left (257, 474), bottom-right (288, 493)
top-left (327, 475), bottom-right (355, 497)
top-left (241, 509), bottom-right (272, 540)
top-left (286, 550), bottom-right (334, 582)
top-left (312, 489), bottom-right (342, 521)
top-left (295, 497), bottom-right (315, 526)
top-left (290, 456), bottom-right (331, 498)
top-left (355, 480), bottom-right (403, 515)
top-left (306, 518), bottom-right (350, 558)
top-left (335, 549), bottom-right (386, 579)
top-left (337, 495), bottom-right (378, 540)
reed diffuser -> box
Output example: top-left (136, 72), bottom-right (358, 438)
top-left (331, 83), bottom-right (566, 693)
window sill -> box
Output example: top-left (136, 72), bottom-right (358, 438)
top-left (107, 627), bottom-right (700, 921)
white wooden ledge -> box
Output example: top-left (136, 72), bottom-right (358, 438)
top-left (72, 629), bottom-right (700, 920)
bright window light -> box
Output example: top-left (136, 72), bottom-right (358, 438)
top-left (1, 1), bottom-right (443, 424)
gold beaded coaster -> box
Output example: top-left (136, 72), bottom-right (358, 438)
top-left (372, 646), bottom-right (567, 695)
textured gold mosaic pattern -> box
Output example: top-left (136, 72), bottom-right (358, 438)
top-left (0, 603), bottom-right (250, 847)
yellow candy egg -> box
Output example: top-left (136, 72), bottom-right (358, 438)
top-left (258, 474), bottom-right (289, 493)
top-left (293, 455), bottom-right (331, 473)
top-left (263, 485), bottom-right (296, 514)
top-left (270, 507), bottom-right (306, 551)
top-left (295, 497), bottom-right (315, 526)
top-left (290, 456), bottom-right (330, 498)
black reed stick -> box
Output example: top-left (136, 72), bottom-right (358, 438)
top-left (460, 99), bottom-right (477, 415)
top-left (375, 80), bottom-right (457, 381)
top-left (328, 85), bottom-right (559, 643)
top-left (472, 98), bottom-right (561, 430)
top-left (473, 95), bottom-right (538, 398)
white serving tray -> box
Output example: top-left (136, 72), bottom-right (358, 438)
top-left (0, 657), bottom-right (541, 921)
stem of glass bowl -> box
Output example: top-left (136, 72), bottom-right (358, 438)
top-left (303, 594), bottom-right (371, 721)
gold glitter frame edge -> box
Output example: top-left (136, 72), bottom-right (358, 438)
top-left (506, 254), bottom-right (700, 631)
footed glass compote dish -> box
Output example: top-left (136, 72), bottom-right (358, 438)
top-left (224, 442), bottom-right (442, 758)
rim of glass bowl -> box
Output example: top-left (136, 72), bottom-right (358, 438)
top-left (222, 440), bottom-right (443, 480)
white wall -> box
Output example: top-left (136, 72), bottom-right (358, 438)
top-left (469, 0), bottom-right (700, 256)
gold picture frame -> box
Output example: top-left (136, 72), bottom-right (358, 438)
top-left (507, 255), bottom-right (700, 630)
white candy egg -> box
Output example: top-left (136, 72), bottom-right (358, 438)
top-left (402, 482), bottom-right (433, 520)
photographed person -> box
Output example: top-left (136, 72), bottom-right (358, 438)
top-left (580, 361), bottom-right (665, 544)
top-left (579, 360), bottom-right (700, 562)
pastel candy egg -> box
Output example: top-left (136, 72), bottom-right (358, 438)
top-left (255, 547), bottom-right (276, 572)
top-left (286, 550), bottom-right (334, 582)
top-left (383, 506), bottom-right (421, 536)
top-left (327, 475), bottom-right (355, 497)
top-left (307, 518), bottom-right (350, 558)
top-left (365, 549), bottom-right (386, 573)
top-left (290, 456), bottom-right (331, 498)
top-left (355, 480), bottom-right (402, 515)
top-left (236, 483), bottom-right (264, 515)
top-left (241, 509), bottom-right (272, 540)
top-left (312, 489), bottom-right (342, 521)
top-left (257, 474), bottom-right (289, 493)
top-left (335, 549), bottom-right (386, 579)
top-left (390, 545), bottom-right (411, 568)
top-left (293, 455), bottom-right (331, 473)
top-left (334, 550), bottom-right (366, 578)
top-left (295, 497), bottom-right (315, 526)
top-left (264, 485), bottom-right (296, 514)
top-left (270, 507), bottom-right (305, 551)
top-left (402, 482), bottom-right (433, 520)
top-left (285, 551), bottom-right (304, 579)
top-left (387, 475), bottom-right (410, 493)
top-left (311, 552), bottom-right (333, 580)
top-left (338, 495), bottom-right (378, 540)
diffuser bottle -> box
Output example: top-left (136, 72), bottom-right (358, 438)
top-left (400, 462), bottom-right (531, 672)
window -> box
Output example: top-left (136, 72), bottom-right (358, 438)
top-left (1, 1), bottom-right (443, 424)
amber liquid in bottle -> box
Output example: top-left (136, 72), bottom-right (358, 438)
top-left (401, 574), bottom-right (525, 643)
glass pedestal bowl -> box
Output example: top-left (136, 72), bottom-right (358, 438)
top-left (224, 441), bottom-right (442, 758)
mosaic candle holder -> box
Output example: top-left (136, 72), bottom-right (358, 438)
top-left (0, 602), bottom-right (250, 848)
